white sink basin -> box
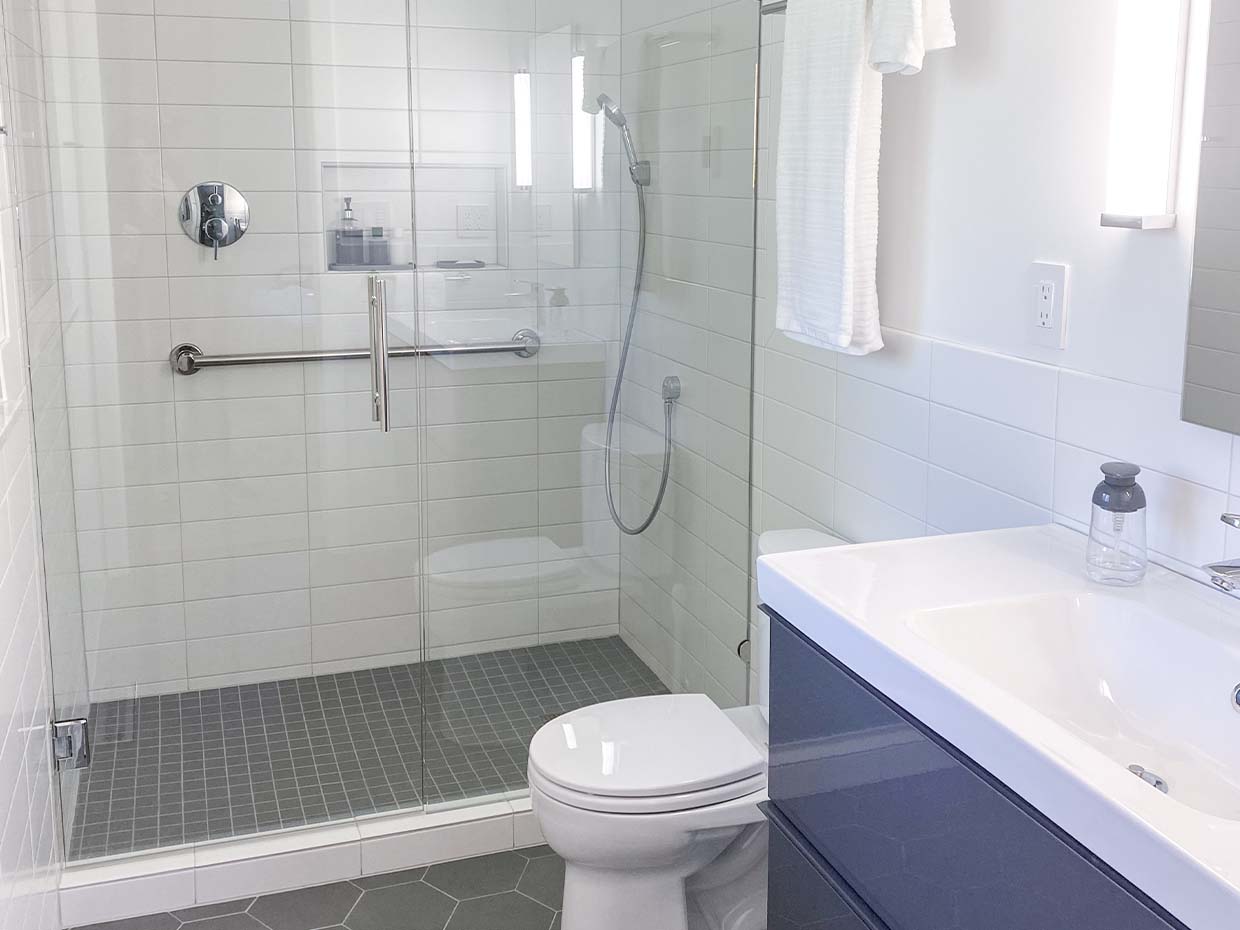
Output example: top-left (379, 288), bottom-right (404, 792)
top-left (909, 592), bottom-right (1240, 822)
top-left (757, 524), bottom-right (1240, 930)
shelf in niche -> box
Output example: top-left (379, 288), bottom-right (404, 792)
top-left (321, 161), bottom-right (511, 273)
top-left (327, 263), bottom-right (416, 272)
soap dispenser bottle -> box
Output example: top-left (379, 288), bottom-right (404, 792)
top-left (334, 196), bottom-right (363, 266)
top-left (1086, 462), bottom-right (1148, 586)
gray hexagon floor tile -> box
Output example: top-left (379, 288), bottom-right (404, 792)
top-left (180, 916), bottom-right (268, 930)
top-left (424, 852), bottom-right (527, 899)
top-left (517, 855), bottom-right (565, 910)
top-left (352, 867), bottom-right (427, 890)
top-left (73, 917), bottom-right (179, 930)
top-left (344, 881), bottom-right (457, 930)
top-left (444, 892), bottom-right (556, 930)
top-left (172, 898), bottom-right (254, 922)
top-left (514, 845), bottom-right (557, 860)
top-left (250, 882), bottom-right (362, 930)
top-left (73, 852), bottom-right (567, 930)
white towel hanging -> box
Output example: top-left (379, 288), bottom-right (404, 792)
top-left (774, 0), bottom-right (955, 356)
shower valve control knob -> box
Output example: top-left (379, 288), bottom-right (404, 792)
top-left (204, 217), bottom-right (228, 260)
top-left (178, 181), bottom-right (249, 261)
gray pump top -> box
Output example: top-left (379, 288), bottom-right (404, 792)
top-left (1092, 462), bottom-right (1146, 514)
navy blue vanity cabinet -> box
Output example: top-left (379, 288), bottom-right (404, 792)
top-left (766, 802), bottom-right (875, 930)
top-left (763, 611), bottom-right (1187, 930)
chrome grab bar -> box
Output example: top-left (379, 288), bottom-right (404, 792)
top-left (368, 274), bottom-right (390, 432)
top-left (169, 329), bottom-right (541, 376)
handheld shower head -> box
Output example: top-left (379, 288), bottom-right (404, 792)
top-left (596, 93), bottom-right (627, 127)
top-left (594, 94), bottom-right (648, 185)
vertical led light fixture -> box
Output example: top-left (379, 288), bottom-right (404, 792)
top-left (513, 69), bottom-right (533, 190)
top-left (1101, 0), bottom-right (1191, 229)
top-left (571, 55), bottom-right (595, 190)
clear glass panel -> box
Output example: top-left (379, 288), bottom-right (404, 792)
top-left (411, 2), bottom-right (638, 809)
top-left (0, 0), bottom-right (91, 854)
top-left (610, 3), bottom-right (759, 709)
top-left (413, 0), bottom-right (759, 811)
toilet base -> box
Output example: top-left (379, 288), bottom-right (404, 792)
top-left (688, 823), bottom-right (768, 930)
top-left (532, 778), bottom-right (767, 930)
top-left (562, 864), bottom-right (690, 930)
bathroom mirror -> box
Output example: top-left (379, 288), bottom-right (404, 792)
top-left (1183, 10), bottom-right (1240, 433)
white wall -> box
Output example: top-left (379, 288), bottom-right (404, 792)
top-left (42, 0), bottom-right (628, 701)
top-left (752, 0), bottom-right (1237, 660)
top-left (0, 1), bottom-right (65, 927)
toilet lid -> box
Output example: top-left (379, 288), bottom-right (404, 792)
top-left (528, 694), bottom-right (765, 799)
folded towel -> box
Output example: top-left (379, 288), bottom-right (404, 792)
top-left (869, 0), bottom-right (924, 75)
top-left (924, 0), bottom-right (957, 54)
top-left (775, 0), bottom-right (955, 356)
top-left (870, 0), bottom-right (956, 74)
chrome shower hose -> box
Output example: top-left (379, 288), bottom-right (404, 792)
top-left (603, 182), bottom-right (677, 536)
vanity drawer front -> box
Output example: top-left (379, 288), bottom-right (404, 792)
top-left (767, 613), bottom-right (1185, 930)
top-left (766, 801), bottom-right (889, 930)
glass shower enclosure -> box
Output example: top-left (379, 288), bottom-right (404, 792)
top-left (32, 0), bottom-right (760, 861)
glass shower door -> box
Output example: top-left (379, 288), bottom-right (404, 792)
top-left (44, 2), bottom-right (432, 859)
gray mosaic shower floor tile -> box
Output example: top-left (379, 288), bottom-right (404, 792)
top-left (69, 637), bottom-right (666, 861)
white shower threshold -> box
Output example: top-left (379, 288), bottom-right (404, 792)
top-left (59, 794), bottom-right (546, 927)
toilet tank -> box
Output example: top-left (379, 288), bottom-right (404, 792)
top-left (755, 530), bottom-right (846, 721)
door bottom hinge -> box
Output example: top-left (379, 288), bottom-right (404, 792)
top-left (52, 718), bottom-right (90, 770)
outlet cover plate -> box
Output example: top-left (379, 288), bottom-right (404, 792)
top-left (1031, 261), bottom-right (1069, 349)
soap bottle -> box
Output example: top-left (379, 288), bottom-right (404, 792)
top-left (1086, 462), bottom-right (1148, 586)
top-left (334, 196), bottom-right (363, 266)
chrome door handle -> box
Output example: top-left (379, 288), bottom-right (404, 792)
top-left (368, 274), bottom-right (391, 432)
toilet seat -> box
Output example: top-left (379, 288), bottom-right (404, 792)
top-left (529, 764), bottom-right (765, 815)
top-left (528, 694), bottom-right (765, 815)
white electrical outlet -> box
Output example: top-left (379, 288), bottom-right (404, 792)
top-left (1031, 262), bottom-right (1069, 349)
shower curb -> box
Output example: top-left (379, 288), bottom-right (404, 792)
top-left (59, 798), bottom-right (545, 927)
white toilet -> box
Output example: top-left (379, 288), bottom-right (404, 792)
top-left (528, 530), bottom-right (845, 930)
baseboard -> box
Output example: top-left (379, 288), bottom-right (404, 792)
top-left (60, 797), bottom-right (547, 927)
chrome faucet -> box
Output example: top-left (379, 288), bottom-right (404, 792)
top-left (1204, 514), bottom-right (1240, 591)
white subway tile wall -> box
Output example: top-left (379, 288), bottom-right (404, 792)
top-left (612, 0), bottom-right (758, 709)
top-left (41, 1), bottom-right (651, 699)
top-left (0, 1), bottom-right (68, 927)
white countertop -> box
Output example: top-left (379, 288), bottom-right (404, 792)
top-left (757, 524), bottom-right (1240, 930)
